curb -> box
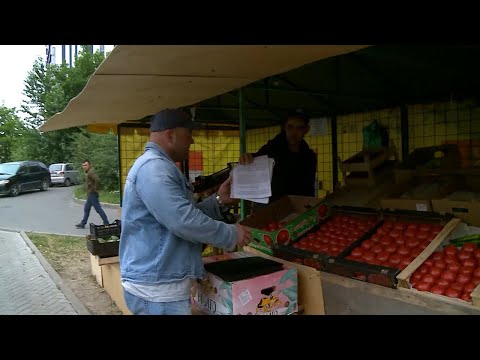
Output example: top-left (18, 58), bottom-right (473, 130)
top-left (16, 229), bottom-right (91, 315)
top-left (73, 196), bottom-right (120, 209)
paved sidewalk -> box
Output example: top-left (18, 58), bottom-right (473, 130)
top-left (0, 229), bottom-right (89, 315)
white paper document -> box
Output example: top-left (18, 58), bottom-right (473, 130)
top-left (231, 155), bottom-right (274, 204)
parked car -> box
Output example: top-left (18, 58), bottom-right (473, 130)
top-left (0, 161), bottom-right (51, 197)
top-left (49, 163), bottom-right (80, 187)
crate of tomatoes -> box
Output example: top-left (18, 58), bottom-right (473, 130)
top-left (324, 209), bottom-right (460, 288)
top-left (272, 206), bottom-right (381, 270)
top-left (397, 231), bottom-right (480, 306)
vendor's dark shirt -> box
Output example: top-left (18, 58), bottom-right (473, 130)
top-left (254, 131), bottom-right (317, 203)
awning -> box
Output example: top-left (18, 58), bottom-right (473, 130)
top-left (40, 45), bottom-right (369, 132)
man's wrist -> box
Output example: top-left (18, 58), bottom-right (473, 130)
top-left (215, 193), bottom-right (230, 210)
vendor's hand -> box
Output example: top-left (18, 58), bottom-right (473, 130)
top-left (235, 224), bottom-right (252, 248)
top-left (217, 175), bottom-right (239, 205)
top-left (238, 153), bottom-right (254, 165)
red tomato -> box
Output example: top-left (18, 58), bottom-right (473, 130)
top-left (443, 255), bottom-right (458, 265)
top-left (416, 281), bottom-right (432, 291)
top-left (318, 204), bottom-right (328, 218)
top-left (432, 252), bottom-right (444, 261)
top-left (445, 287), bottom-right (461, 298)
top-left (390, 230), bottom-right (402, 238)
top-left (263, 234), bottom-right (273, 247)
top-left (400, 257), bottom-right (412, 268)
top-left (371, 244), bottom-right (384, 254)
top-left (473, 277), bottom-right (480, 286)
top-left (376, 251), bottom-right (390, 263)
top-left (450, 282), bottom-right (464, 292)
top-left (395, 238), bottom-right (406, 246)
top-left (456, 273), bottom-right (472, 285)
top-left (459, 265), bottom-right (475, 276)
top-left (443, 245), bottom-right (458, 257)
top-left (463, 258), bottom-right (478, 268)
top-left (411, 272), bottom-right (423, 283)
top-left (380, 237), bottom-right (394, 246)
top-left (462, 243), bottom-right (477, 253)
top-left (424, 259), bottom-right (434, 267)
top-left (430, 285), bottom-right (446, 295)
top-left (406, 239), bottom-right (420, 248)
top-left (351, 248), bottom-right (363, 257)
top-left (441, 270), bottom-right (456, 282)
top-left (474, 268), bottom-right (480, 278)
top-left (362, 252), bottom-right (375, 262)
top-left (276, 229), bottom-right (290, 245)
top-left (361, 239), bottom-right (374, 250)
top-left (474, 249), bottom-right (480, 260)
top-left (405, 228), bottom-right (416, 238)
top-left (385, 244), bottom-right (397, 253)
top-left (417, 230), bottom-right (430, 240)
top-left (463, 282), bottom-right (477, 294)
top-left (397, 246), bottom-right (411, 256)
top-left (419, 224), bottom-right (431, 232)
top-left (433, 260), bottom-right (446, 270)
top-left (458, 251), bottom-right (473, 262)
top-left (422, 274), bottom-right (436, 284)
top-left (460, 292), bottom-right (471, 302)
top-left (447, 263), bottom-right (461, 273)
top-left (410, 247), bottom-right (424, 258)
top-left (437, 278), bottom-right (451, 287)
top-left (389, 254), bottom-right (403, 266)
top-left (429, 267), bottom-right (442, 278)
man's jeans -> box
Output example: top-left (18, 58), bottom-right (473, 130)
top-left (123, 289), bottom-right (192, 315)
top-left (81, 191), bottom-right (109, 226)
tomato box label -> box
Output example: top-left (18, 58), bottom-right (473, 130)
top-left (240, 196), bottom-right (328, 255)
top-left (192, 251), bottom-right (298, 315)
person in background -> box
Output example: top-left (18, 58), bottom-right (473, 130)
top-left (239, 109), bottom-right (317, 209)
top-left (75, 160), bottom-right (109, 228)
top-left (119, 108), bottom-right (252, 315)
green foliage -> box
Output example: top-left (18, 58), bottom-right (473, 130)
top-left (10, 46), bottom-right (119, 190)
top-left (71, 129), bottom-right (119, 191)
top-left (0, 105), bottom-right (27, 163)
top-left (74, 186), bottom-right (120, 205)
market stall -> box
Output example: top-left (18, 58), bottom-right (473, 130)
top-left (41, 45), bottom-right (480, 315)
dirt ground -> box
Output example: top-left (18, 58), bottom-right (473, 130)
top-left (57, 251), bottom-right (123, 315)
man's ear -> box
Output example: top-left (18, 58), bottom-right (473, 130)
top-left (164, 128), bottom-right (175, 143)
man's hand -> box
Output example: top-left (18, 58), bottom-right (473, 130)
top-left (238, 153), bottom-right (254, 165)
top-left (235, 224), bottom-right (253, 248)
top-left (217, 175), bottom-right (239, 206)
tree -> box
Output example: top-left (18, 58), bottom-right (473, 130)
top-left (15, 46), bottom-right (108, 166)
top-left (72, 129), bottom-right (119, 191)
top-left (0, 105), bottom-right (27, 163)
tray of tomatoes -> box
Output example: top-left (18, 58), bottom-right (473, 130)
top-left (272, 206), bottom-right (381, 270)
top-left (324, 209), bottom-right (455, 288)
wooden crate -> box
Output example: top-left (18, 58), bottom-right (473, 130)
top-left (396, 217), bottom-right (480, 308)
top-left (244, 246), bottom-right (325, 315)
top-left (396, 217), bottom-right (461, 289)
top-left (102, 262), bottom-right (132, 315)
top-left (89, 253), bottom-right (119, 287)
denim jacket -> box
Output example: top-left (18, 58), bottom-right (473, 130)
top-left (119, 142), bottom-right (237, 285)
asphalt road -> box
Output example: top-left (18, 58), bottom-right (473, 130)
top-left (0, 185), bottom-right (121, 236)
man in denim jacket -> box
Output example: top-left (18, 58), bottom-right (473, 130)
top-left (119, 108), bottom-right (252, 315)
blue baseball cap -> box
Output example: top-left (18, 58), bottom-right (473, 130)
top-left (150, 108), bottom-right (199, 132)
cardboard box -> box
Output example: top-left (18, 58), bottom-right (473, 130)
top-left (239, 195), bottom-right (323, 255)
top-left (192, 251), bottom-right (298, 315)
top-left (432, 176), bottom-right (480, 226)
top-left (381, 176), bottom-right (458, 212)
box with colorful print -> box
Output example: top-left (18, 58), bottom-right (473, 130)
top-left (192, 251), bottom-right (298, 315)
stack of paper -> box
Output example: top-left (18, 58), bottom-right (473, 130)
top-left (230, 155), bottom-right (275, 204)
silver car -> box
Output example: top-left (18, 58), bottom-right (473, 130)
top-left (49, 163), bottom-right (80, 187)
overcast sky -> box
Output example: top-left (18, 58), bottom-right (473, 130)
top-left (0, 45), bottom-right (114, 116)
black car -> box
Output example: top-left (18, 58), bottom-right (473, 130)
top-left (0, 161), bottom-right (51, 197)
